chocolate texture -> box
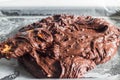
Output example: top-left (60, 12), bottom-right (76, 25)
top-left (0, 14), bottom-right (120, 78)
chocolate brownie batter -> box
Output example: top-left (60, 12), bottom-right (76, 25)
top-left (0, 14), bottom-right (120, 78)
